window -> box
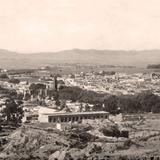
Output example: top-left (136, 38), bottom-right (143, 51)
top-left (48, 116), bottom-right (52, 122)
top-left (64, 117), bottom-right (68, 122)
top-left (57, 118), bottom-right (60, 123)
top-left (61, 117), bottom-right (64, 122)
top-left (75, 116), bottom-right (79, 121)
top-left (72, 117), bottom-right (75, 122)
top-left (91, 116), bottom-right (94, 119)
top-left (101, 115), bottom-right (104, 119)
top-left (26, 116), bottom-right (32, 120)
top-left (53, 117), bottom-right (56, 122)
top-left (84, 116), bottom-right (87, 119)
top-left (69, 117), bottom-right (71, 121)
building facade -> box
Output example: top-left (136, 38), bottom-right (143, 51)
top-left (38, 111), bottom-right (109, 123)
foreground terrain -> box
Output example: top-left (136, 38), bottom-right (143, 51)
top-left (0, 114), bottom-right (160, 160)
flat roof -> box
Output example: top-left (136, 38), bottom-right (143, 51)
top-left (42, 111), bottom-right (109, 116)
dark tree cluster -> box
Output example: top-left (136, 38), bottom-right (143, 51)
top-left (1, 98), bottom-right (24, 126)
top-left (103, 92), bottom-right (160, 114)
top-left (0, 86), bottom-right (18, 99)
top-left (57, 86), bottom-right (160, 114)
top-left (58, 86), bottom-right (83, 102)
top-left (104, 92), bottom-right (160, 114)
top-left (8, 69), bottom-right (35, 75)
top-left (29, 83), bottom-right (46, 95)
top-left (147, 64), bottom-right (160, 69)
top-left (8, 78), bottom-right (20, 84)
top-left (58, 86), bottom-right (107, 104)
top-left (95, 71), bottom-right (116, 76)
top-left (29, 83), bottom-right (46, 90)
top-left (0, 73), bottom-right (8, 79)
top-left (0, 86), bottom-right (24, 127)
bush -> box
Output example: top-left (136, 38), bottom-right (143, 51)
top-left (0, 73), bottom-right (8, 79)
top-left (8, 78), bottom-right (20, 84)
top-left (99, 125), bottom-right (121, 138)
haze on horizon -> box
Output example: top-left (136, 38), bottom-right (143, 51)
top-left (0, 0), bottom-right (160, 53)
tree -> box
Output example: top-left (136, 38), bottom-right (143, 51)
top-left (79, 102), bottom-right (83, 112)
top-left (84, 104), bottom-right (90, 112)
top-left (79, 90), bottom-right (104, 104)
top-left (17, 93), bottom-right (24, 100)
top-left (58, 86), bottom-right (82, 102)
top-left (118, 95), bottom-right (142, 113)
top-left (104, 95), bottom-right (118, 114)
top-left (54, 91), bottom-right (60, 106)
top-left (2, 98), bottom-right (24, 125)
top-left (58, 86), bottom-right (108, 104)
top-left (24, 92), bottom-right (31, 101)
top-left (8, 89), bottom-right (17, 99)
top-left (29, 83), bottom-right (46, 96)
top-left (151, 103), bottom-right (160, 113)
top-left (99, 125), bottom-right (121, 138)
top-left (0, 73), bottom-right (8, 79)
top-left (8, 78), bottom-right (20, 84)
top-left (137, 92), bottom-right (160, 112)
top-left (92, 103), bottom-right (103, 111)
top-left (29, 83), bottom-right (46, 90)
top-left (59, 99), bottom-right (66, 110)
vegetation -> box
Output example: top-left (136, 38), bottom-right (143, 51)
top-left (0, 86), bottom-right (18, 99)
top-left (27, 83), bottom-right (160, 114)
top-left (147, 64), bottom-right (160, 69)
top-left (56, 86), bottom-right (160, 114)
top-left (0, 87), bottom-right (24, 127)
top-left (58, 86), bottom-right (107, 104)
top-left (0, 73), bottom-right (8, 79)
top-left (103, 95), bottom-right (119, 114)
top-left (95, 71), bottom-right (116, 76)
top-left (29, 83), bottom-right (46, 90)
top-left (1, 98), bottom-right (24, 125)
top-left (8, 78), bottom-right (20, 84)
top-left (99, 125), bottom-right (121, 138)
top-left (8, 69), bottom-right (35, 75)
top-left (29, 83), bottom-right (46, 95)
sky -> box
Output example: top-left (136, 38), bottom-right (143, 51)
top-left (0, 0), bottom-right (160, 53)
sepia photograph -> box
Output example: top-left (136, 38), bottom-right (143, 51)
top-left (0, 0), bottom-right (160, 159)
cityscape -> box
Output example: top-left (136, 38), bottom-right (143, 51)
top-left (0, 65), bottom-right (160, 159)
top-left (1, 0), bottom-right (160, 159)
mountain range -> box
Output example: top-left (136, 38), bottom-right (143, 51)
top-left (0, 49), bottom-right (160, 69)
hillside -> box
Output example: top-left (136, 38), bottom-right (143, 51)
top-left (0, 49), bottom-right (160, 69)
top-left (1, 114), bottom-right (160, 159)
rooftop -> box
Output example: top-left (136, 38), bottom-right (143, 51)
top-left (42, 111), bottom-right (109, 116)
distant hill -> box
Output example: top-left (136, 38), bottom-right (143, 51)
top-left (0, 49), bottom-right (160, 69)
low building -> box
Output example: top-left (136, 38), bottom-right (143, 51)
top-left (38, 111), bottom-right (109, 123)
top-left (22, 113), bottom-right (38, 123)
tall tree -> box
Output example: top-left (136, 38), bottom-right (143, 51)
top-left (2, 98), bottom-right (24, 125)
top-left (104, 95), bottom-right (118, 114)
